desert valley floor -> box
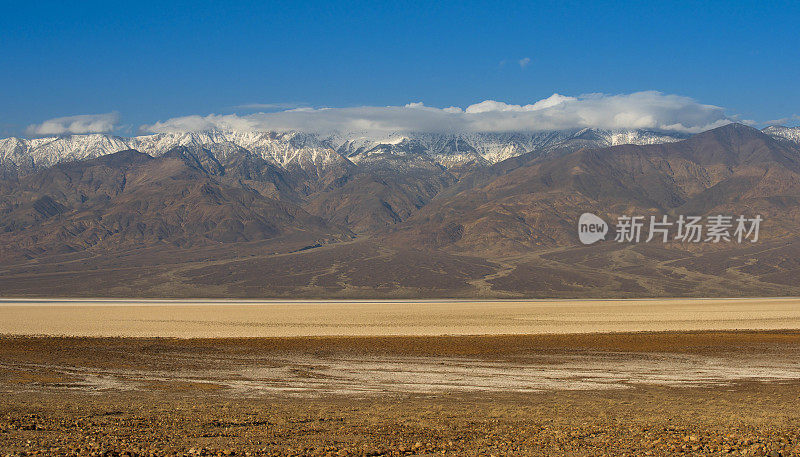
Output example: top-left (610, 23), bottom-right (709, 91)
top-left (3, 299), bottom-right (800, 455)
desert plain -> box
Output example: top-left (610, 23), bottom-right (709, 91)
top-left (3, 298), bottom-right (800, 456)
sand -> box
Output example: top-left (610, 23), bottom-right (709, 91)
top-left (2, 297), bottom-right (800, 337)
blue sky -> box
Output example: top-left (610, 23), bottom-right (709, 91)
top-left (1, 0), bottom-right (798, 137)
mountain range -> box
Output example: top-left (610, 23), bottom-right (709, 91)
top-left (0, 124), bottom-right (799, 298)
top-left (0, 128), bottom-right (691, 176)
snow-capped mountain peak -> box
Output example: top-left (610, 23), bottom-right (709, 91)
top-left (0, 128), bottom-right (705, 179)
top-left (763, 125), bottom-right (800, 144)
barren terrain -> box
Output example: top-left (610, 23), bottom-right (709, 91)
top-left (4, 327), bottom-right (800, 455)
top-left (3, 297), bottom-right (800, 337)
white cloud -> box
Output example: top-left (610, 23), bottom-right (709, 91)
top-left (518, 57), bottom-right (531, 68)
top-left (142, 91), bottom-right (732, 137)
top-left (232, 102), bottom-right (305, 110)
top-left (26, 112), bottom-right (119, 136)
top-left (464, 94), bottom-right (577, 114)
top-left (764, 114), bottom-right (800, 126)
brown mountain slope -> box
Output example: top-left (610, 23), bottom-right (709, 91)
top-left (388, 124), bottom-right (800, 254)
top-left (305, 167), bottom-right (456, 234)
top-left (158, 144), bottom-right (460, 235)
top-left (0, 149), bottom-right (349, 263)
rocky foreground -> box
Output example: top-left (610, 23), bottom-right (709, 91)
top-left (3, 333), bottom-right (800, 456)
top-left (4, 385), bottom-right (800, 456)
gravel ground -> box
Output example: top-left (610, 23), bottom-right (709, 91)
top-left (4, 386), bottom-right (800, 456)
top-left (3, 333), bottom-right (800, 456)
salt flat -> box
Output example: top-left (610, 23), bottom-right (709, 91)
top-left (1, 297), bottom-right (800, 337)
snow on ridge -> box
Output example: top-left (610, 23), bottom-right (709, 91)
top-left (763, 125), bottom-right (800, 144)
top-left (0, 128), bottom-right (692, 175)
